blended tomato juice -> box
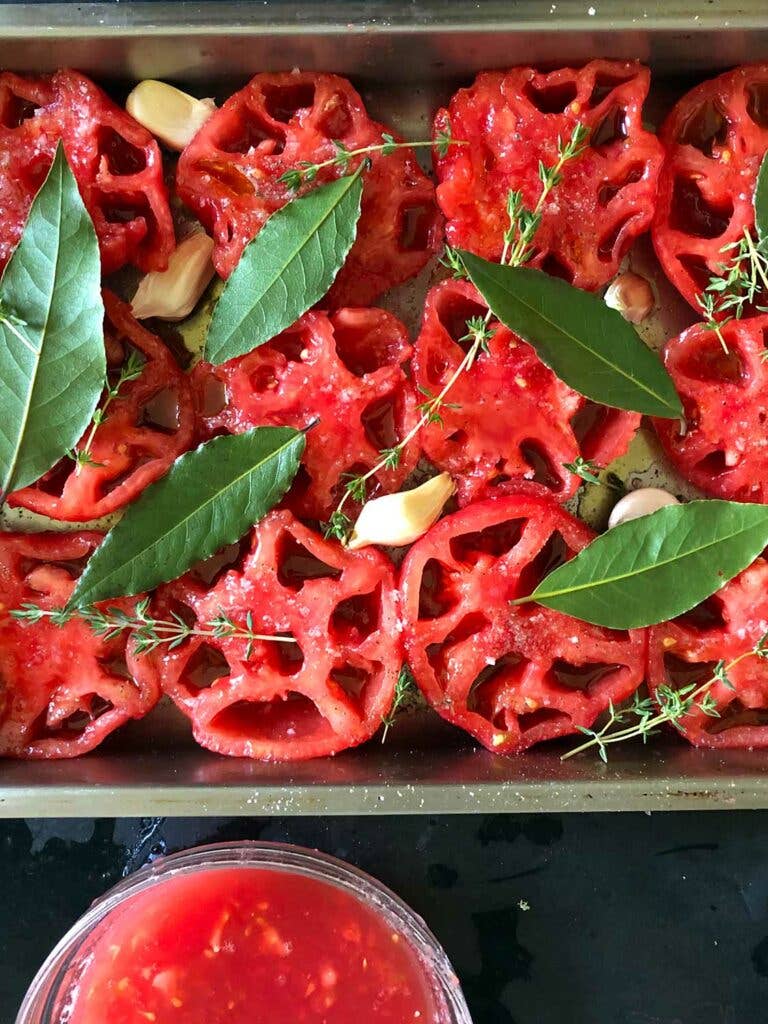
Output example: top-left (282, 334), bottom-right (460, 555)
top-left (64, 866), bottom-right (445, 1023)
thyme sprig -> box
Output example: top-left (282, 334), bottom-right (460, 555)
top-left (70, 350), bottom-right (144, 472)
top-left (279, 126), bottom-right (464, 191)
top-left (11, 596), bottom-right (297, 659)
top-left (381, 664), bottom-right (420, 742)
top-left (564, 456), bottom-right (625, 492)
top-left (696, 226), bottom-right (768, 353)
top-left (563, 630), bottom-right (768, 762)
top-left (325, 123), bottom-right (591, 543)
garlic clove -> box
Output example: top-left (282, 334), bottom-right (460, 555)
top-left (347, 473), bottom-right (455, 550)
top-left (126, 80), bottom-right (216, 151)
top-left (604, 271), bottom-right (655, 324)
top-left (608, 487), bottom-right (680, 529)
top-left (131, 231), bottom-right (215, 322)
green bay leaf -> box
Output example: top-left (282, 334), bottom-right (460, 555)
top-left (205, 169), bottom-right (364, 364)
top-left (0, 142), bottom-right (105, 501)
top-left (517, 499), bottom-right (768, 629)
top-left (458, 252), bottom-right (683, 419)
top-left (67, 427), bottom-right (305, 608)
top-left (754, 151), bottom-right (768, 242)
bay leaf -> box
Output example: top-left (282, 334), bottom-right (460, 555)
top-left (458, 251), bottom-right (683, 418)
top-left (0, 142), bottom-right (105, 501)
top-left (67, 427), bottom-right (305, 608)
top-left (754, 151), bottom-right (768, 243)
top-left (205, 169), bottom-right (364, 364)
top-left (514, 499), bottom-right (768, 629)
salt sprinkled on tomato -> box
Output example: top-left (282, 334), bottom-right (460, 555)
top-left (65, 867), bottom-right (448, 1023)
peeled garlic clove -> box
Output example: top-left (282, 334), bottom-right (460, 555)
top-left (347, 473), bottom-right (455, 550)
top-left (604, 271), bottom-right (655, 324)
top-left (608, 487), bottom-right (680, 529)
top-left (131, 231), bottom-right (215, 322)
top-left (126, 80), bottom-right (216, 151)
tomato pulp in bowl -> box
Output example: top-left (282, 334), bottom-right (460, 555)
top-left (17, 842), bottom-right (471, 1024)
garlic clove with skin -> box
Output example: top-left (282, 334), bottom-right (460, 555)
top-left (347, 473), bottom-right (456, 550)
top-left (603, 271), bottom-right (655, 324)
top-left (131, 231), bottom-right (215, 322)
top-left (126, 80), bottom-right (216, 151)
top-left (608, 487), bottom-right (680, 529)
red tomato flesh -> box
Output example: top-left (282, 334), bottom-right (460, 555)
top-left (0, 532), bottom-right (158, 759)
top-left (412, 279), bottom-right (640, 505)
top-left (652, 314), bottom-right (768, 503)
top-left (9, 292), bottom-right (196, 522)
top-left (128, 511), bottom-right (402, 761)
top-left (65, 867), bottom-right (446, 1024)
top-left (434, 60), bottom-right (663, 290)
top-left (0, 69), bottom-right (174, 274)
top-left (177, 70), bottom-right (441, 305)
top-left (193, 307), bottom-right (417, 520)
top-left (652, 63), bottom-right (768, 310)
top-left (400, 493), bottom-right (647, 754)
top-left (648, 557), bottom-right (768, 748)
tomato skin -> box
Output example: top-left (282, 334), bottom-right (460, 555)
top-left (434, 60), bottom-right (663, 290)
top-left (176, 70), bottom-right (441, 305)
top-left (412, 279), bottom-right (640, 505)
top-left (0, 532), bottom-right (158, 759)
top-left (128, 511), bottom-right (402, 761)
top-left (9, 292), bottom-right (196, 522)
top-left (193, 306), bottom-right (418, 520)
top-left (652, 63), bottom-right (768, 310)
top-left (400, 494), bottom-right (647, 754)
top-left (648, 558), bottom-right (768, 748)
top-left (0, 69), bottom-right (174, 274)
top-left (652, 315), bottom-right (768, 503)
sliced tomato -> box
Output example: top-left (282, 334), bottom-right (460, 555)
top-left (434, 60), bottom-right (664, 290)
top-left (9, 292), bottom-right (196, 522)
top-left (128, 511), bottom-right (402, 761)
top-left (0, 532), bottom-right (158, 759)
top-left (652, 64), bottom-right (768, 310)
top-left (648, 557), bottom-right (768, 748)
top-left (0, 69), bottom-right (174, 274)
top-left (176, 70), bottom-right (441, 305)
top-left (652, 315), bottom-right (768, 503)
top-left (193, 306), bottom-right (418, 520)
top-left (400, 494), bottom-right (647, 754)
top-left (412, 279), bottom-right (640, 505)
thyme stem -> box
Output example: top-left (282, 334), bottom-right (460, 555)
top-left (12, 598), bottom-right (297, 659)
top-left (72, 350), bottom-right (144, 473)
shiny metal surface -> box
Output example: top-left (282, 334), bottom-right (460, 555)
top-left (0, 3), bottom-right (766, 81)
top-left (1, 2), bottom-right (768, 815)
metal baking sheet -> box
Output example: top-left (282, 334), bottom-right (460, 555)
top-left (2, 1), bottom-right (768, 816)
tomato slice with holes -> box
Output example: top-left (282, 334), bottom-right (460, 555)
top-left (400, 494), bottom-right (646, 754)
top-left (434, 60), bottom-right (664, 290)
top-left (648, 557), bottom-right (768, 748)
top-left (0, 532), bottom-right (158, 759)
top-left (652, 314), bottom-right (768, 502)
top-left (0, 69), bottom-right (174, 274)
top-left (193, 306), bottom-right (418, 520)
top-left (176, 71), bottom-right (441, 305)
top-left (9, 292), bottom-right (196, 522)
top-left (128, 511), bottom-right (401, 761)
top-left (412, 279), bottom-right (640, 505)
top-left (652, 64), bottom-right (768, 310)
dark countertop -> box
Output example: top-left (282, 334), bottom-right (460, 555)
top-left (3, 812), bottom-right (768, 1024)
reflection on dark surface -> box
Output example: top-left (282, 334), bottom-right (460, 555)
top-left (3, 813), bottom-right (768, 1023)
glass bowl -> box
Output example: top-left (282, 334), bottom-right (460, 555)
top-left (17, 840), bottom-right (473, 1024)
